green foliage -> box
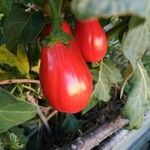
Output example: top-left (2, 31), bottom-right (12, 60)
top-left (142, 54), bottom-right (150, 76)
top-left (0, 0), bottom-right (44, 16)
top-left (3, 3), bottom-right (44, 44)
top-left (0, 45), bottom-right (29, 78)
top-left (0, 127), bottom-right (28, 150)
top-left (121, 0), bottom-right (150, 128)
top-left (122, 63), bottom-right (150, 129)
top-left (83, 59), bottom-right (123, 114)
top-left (61, 114), bottom-right (80, 133)
top-left (5, 127), bottom-right (28, 150)
top-left (82, 95), bottom-right (100, 114)
top-left (17, 0), bottom-right (44, 6)
top-left (71, 0), bottom-right (148, 19)
top-left (0, 30), bottom-right (5, 46)
top-left (123, 2), bottom-right (150, 69)
top-left (0, 0), bottom-right (150, 148)
top-left (94, 59), bottom-right (122, 102)
top-left (0, 0), bottom-right (13, 16)
top-left (0, 87), bottom-right (36, 133)
top-left (0, 136), bottom-right (4, 150)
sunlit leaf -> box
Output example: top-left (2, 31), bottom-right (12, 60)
top-left (0, 0), bottom-right (13, 16)
top-left (94, 59), bottom-right (122, 102)
top-left (0, 45), bottom-right (29, 77)
top-left (0, 87), bottom-right (36, 133)
top-left (122, 62), bottom-right (150, 129)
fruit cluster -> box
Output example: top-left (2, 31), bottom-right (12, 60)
top-left (39, 1), bottom-right (107, 113)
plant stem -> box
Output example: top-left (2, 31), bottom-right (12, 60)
top-left (43, 1), bottom-right (52, 17)
top-left (42, 0), bottom-right (71, 47)
top-left (48, 0), bottom-right (61, 31)
top-left (0, 79), bottom-right (40, 85)
top-left (58, 0), bottom-right (63, 16)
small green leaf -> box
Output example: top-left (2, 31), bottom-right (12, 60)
top-left (17, 45), bottom-right (30, 77)
top-left (71, 0), bottom-right (148, 19)
top-left (0, 87), bottom-right (36, 133)
top-left (94, 59), bottom-right (123, 102)
top-left (0, 44), bottom-right (29, 77)
top-left (123, 1), bottom-right (150, 69)
top-left (82, 95), bottom-right (100, 114)
top-left (3, 3), bottom-right (44, 44)
top-left (5, 127), bottom-right (28, 150)
top-left (122, 63), bottom-right (150, 129)
top-left (61, 114), bottom-right (80, 133)
top-left (0, 14), bottom-right (3, 20)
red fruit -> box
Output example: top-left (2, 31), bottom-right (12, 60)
top-left (39, 21), bottom-right (72, 40)
top-left (75, 19), bottom-right (108, 62)
top-left (40, 41), bottom-right (93, 113)
top-left (40, 22), bottom-right (93, 113)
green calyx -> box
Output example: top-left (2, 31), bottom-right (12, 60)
top-left (42, 30), bottom-right (74, 47)
top-left (41, 0), bottom-right (73, 47)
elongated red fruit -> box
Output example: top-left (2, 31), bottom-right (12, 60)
top-left (40, 23), bottom-right (93, 113)
top-left (75, 19), bottom-right (108, 62)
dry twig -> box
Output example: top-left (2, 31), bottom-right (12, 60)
top-left (26, 92), bottom-right (51, 132)
top-left (64, 117), bottom-right (129, 150)
top-left (0, 79), bottom-right (40, 85)
top-left (26, 92), bottom-right (57, 138)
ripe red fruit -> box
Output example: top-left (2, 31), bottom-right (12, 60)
top-left (75, 19), bottom-right (108, 62)
top-left (40, 22), bottom-right (93, 113)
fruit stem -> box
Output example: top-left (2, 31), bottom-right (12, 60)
top-left (41, 0), bottom-right (73, 47)
top-left (48, 0), bottom-right (61, 32)
top-left (58, 0), bottom-right (63, 16)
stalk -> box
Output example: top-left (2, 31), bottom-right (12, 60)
top-left (48, 0), bottom-right (61, 32)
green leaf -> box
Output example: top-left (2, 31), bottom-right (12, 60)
top-left (17, 45), bottom-right (30, 77)
top-left (82, 95), bottom-right (100, 114)
top-left (0, 87), bottom-right (36, 133)
top-left (142, 54), bottom-right (150, 77)
top-left (0, 71), bottom-right (12, 80)
top-left (17, 0), bottom-right (44, 6)
top-left (122, 63), bottom-right (150, 129)
top-left (0, 0), bottom-right (13, 16)
top-left (0, 13), bottom-right (3, 18)
top-left (28, 41), bottom-right (41, 67)
top-left (61, 114), bottom-right (80, 133)
top-left (0, 129), bottom-right (6, 134)
top-left (5, 127), bottom-right (28, 150)
top-left (94, 59), bottom-right (123, 102)
top-left (123, 1), bottom-right (150, 69)
top-left (3, 3), bottom-right (44, 44)
top-left (0, 45), bottom-right (29, 77)
top-left (0, 30), bottom-right (5, 46)
top-left (71, 0), bottom-right (148, 19)
top-left (90, 69), bottom-right (99, 82)
top-left (0, 137), bottom-right (4, 150)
